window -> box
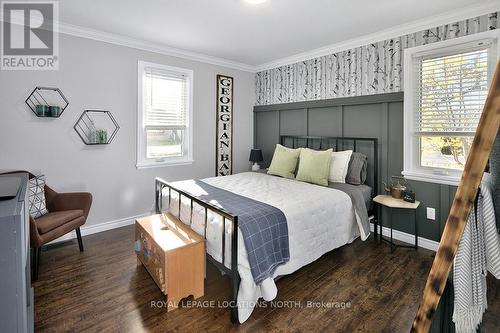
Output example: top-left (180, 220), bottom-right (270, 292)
top-left (137, 61), bottom-right (193, 168)
top-left (403, 31), bottom-right (499, 185)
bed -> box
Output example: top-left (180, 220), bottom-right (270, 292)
top-left (154, 136), bottom-right (379, 323)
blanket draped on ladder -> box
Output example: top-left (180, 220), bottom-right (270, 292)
top-left (453, 174), bottom-right (500, 333)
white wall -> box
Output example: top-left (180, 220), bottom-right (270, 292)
top-left (0, 34), bottom-right (255, 230)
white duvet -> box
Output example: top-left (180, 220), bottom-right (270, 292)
top-left (165, 172), bottom-right (365, 323)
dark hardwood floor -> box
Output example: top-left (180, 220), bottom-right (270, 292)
top-left (32, 225), bottom-right (499, 332)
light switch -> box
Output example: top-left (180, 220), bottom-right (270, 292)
top-left (426, 207), bottom-right (436, 220)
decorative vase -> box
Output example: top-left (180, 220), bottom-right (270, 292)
top-left (35, 105), bottom-right (47, 116)
top-left (88, 129), bottom-right (97, 144)
top-left (49, 106), bottom-right (61, 117)
top-left (97, 129), bottom-right (108, 144)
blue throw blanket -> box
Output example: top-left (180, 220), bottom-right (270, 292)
top-left (173, 180), bottom-right (289, 284)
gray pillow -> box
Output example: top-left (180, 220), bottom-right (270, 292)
top-left (345, 152), bottom-right (367, 185)
top-left (29, 175), bottom-right (48, 218)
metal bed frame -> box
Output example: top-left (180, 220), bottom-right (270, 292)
top-left (154, 135), bottom-right (379, 324)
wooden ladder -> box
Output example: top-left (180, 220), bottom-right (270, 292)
top-left (411, 61), bottom-right (500, 332)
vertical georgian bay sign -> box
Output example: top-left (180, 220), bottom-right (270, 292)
top-left (216, 75), bottom-right (234, 176)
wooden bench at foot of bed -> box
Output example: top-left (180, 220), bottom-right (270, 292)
top-left (135, 213), bottom-right (205, 312)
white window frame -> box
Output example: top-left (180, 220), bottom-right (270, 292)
top-left (403, 30), bottom-right (500, 186)
top-left (136, 61), bottom-right (194, 169)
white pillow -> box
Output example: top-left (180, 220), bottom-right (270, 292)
top-left (328, 150), bottom-right (353, 183)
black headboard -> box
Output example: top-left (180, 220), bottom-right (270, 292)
top-left (280, 135), bottom-right (378, 196)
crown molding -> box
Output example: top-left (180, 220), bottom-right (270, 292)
top-left (254, 2), bottom-right (500, 72)
top-left (59, 22), bottom-right (256, 72)
top-left (1, 12), bottom-right (255, 72)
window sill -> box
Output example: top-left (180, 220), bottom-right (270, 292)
top-left (402, 170), bottom-right (460, 186)
top-left (136, 159), bottom-right (194, 170)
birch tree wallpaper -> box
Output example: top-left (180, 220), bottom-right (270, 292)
top-left (255, 12), bottom-right (499, 106)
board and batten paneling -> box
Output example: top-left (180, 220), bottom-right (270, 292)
top-left (254, 92), bottom-right (455, 242)
top-left (279, 109), bottom-right (307, 136)
top-left (308, 107), bottom-right (342, 137)
top-left (254, 111), bottom-right (279, 167)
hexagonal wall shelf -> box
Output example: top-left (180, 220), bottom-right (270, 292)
top-left (25, 87), bottom-right (69, 118)
top-left (74, 110), bottom-right (119, 145)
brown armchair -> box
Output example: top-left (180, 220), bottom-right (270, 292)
top-left (1, 171), bottom-right (92, 280)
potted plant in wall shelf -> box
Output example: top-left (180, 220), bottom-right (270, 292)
top-left (74, 110), bottom-right (119, 145)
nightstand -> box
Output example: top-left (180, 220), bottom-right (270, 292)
top-left (373, 195), bottom-right (420, 251)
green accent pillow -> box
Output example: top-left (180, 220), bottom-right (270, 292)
top-left (296, 148), bottom-right (333, 186)
top-left (267, 144), bottom-right (301, 179)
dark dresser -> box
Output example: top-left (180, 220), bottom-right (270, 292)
top-left (0, 173), bottom-right (34, 333)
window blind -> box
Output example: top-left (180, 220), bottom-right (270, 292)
top-left (143, 67), bottom-right (188, 128)
top-left (416, 46), bottom-right (490, 135)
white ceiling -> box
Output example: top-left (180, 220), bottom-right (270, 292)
top-left (59, 0), bottom-right (498, 69)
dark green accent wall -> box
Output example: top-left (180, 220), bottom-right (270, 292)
top-left (253, 92), bottom-right (457, 242)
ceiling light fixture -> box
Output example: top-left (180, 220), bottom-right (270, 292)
top-left (244, 0), bottom-right (268, 5)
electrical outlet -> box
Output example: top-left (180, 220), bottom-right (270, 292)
top-left (426, 207), bottom-right (436, 220)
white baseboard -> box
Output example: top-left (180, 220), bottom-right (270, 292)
top-left (47, 212), bottom-right (440, 252)
top-left (47, 212), bottom-right (152, 245)
top-left (369, 223), bottom-right (439, 252)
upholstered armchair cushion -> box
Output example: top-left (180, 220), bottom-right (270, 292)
top-left (36, 210), bottom-right (84, 234)
top-left (37, 216), bottom-right (86, 245)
